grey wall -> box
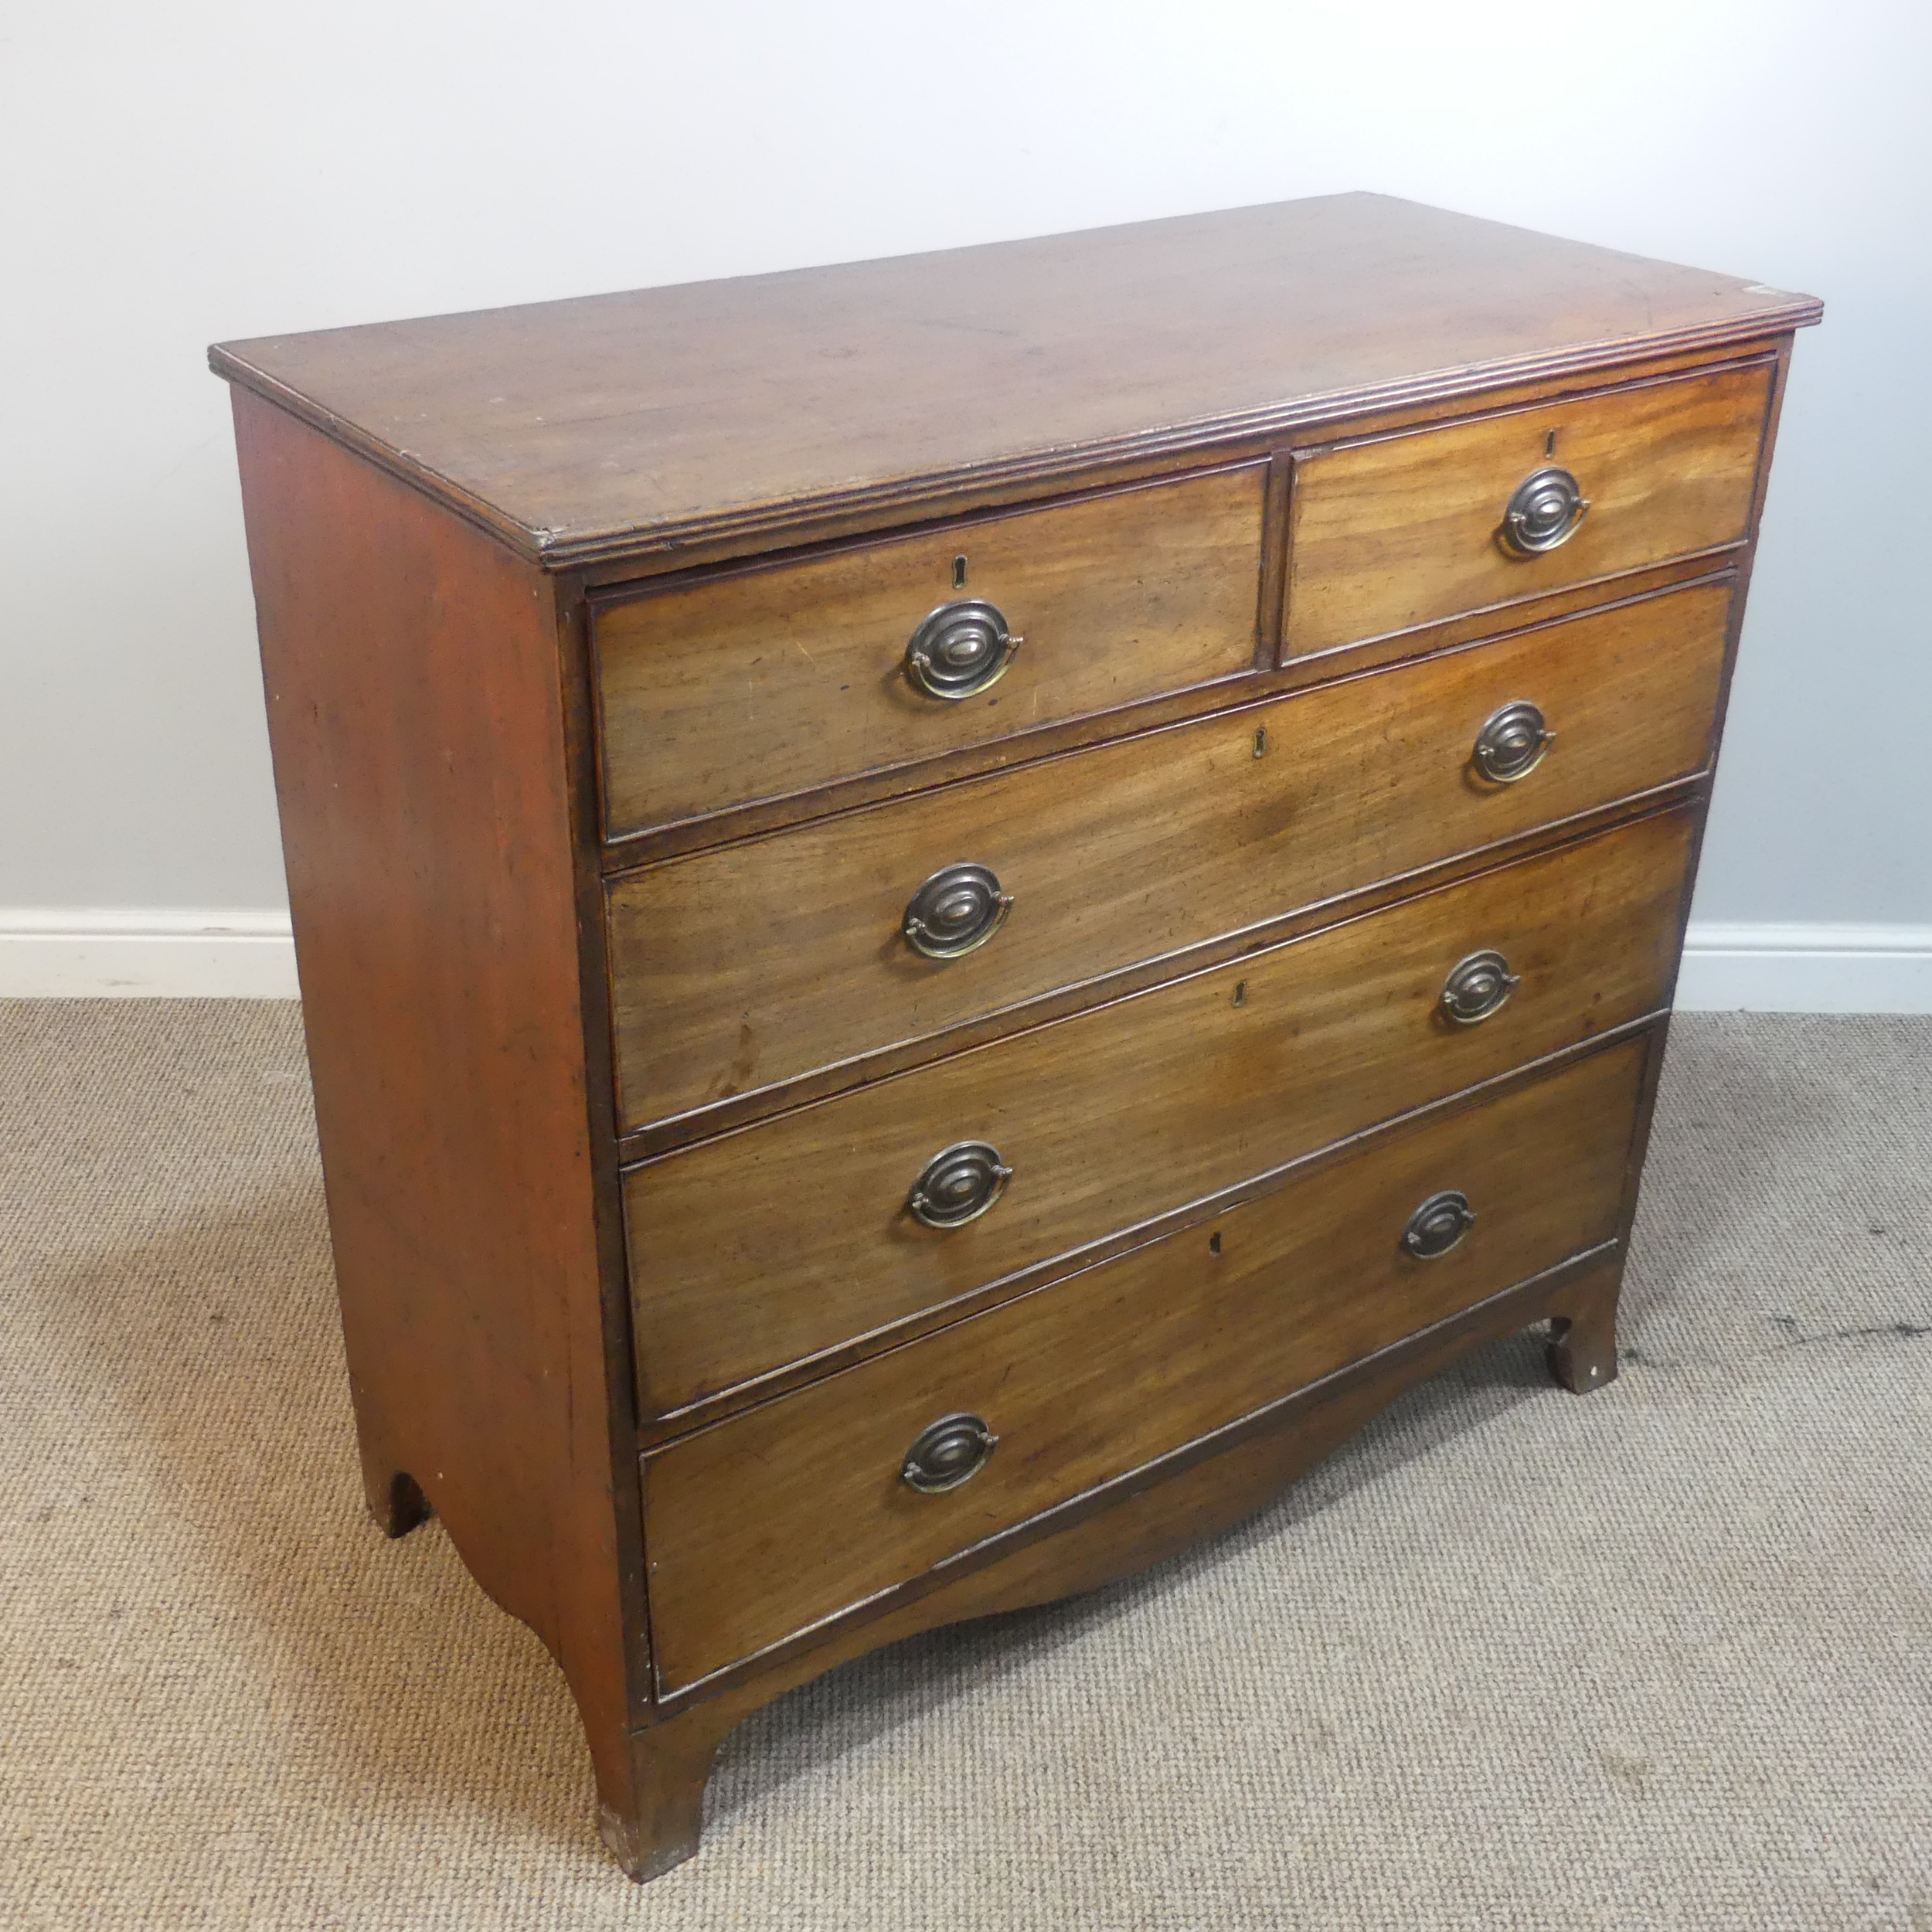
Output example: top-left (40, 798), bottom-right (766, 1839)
top-left (4, 0), bottom-right (1925, 924)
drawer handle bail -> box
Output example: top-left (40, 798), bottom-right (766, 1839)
top-left (906, 1141), bottom-right (1013, 1228)
top-left (1440, 948), bottom-right (1521, 1025)
top-left (1498, 465), bottom-right (1590, 556)
top-left (1471, 700), bottom-right (1555, 784)
top-left (904, 600), bottom-right (1022, 700)
top-left (903, 863), bottom-right (1015, 959)
top-left (1403, 1189), bottom-right (1478, 1260)
top-left (902, 1413), bottom-right (999, 1493)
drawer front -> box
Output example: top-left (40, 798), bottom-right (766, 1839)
top-left (642, 1034), bottom-right (1648, 1691)
top-left (1284, 361), bottom-right (1771, 659)
top-left (610, 578), bottom-right (1730, 1131)
top-left (624, 808), bottom-right (1693, 1417)
top-left (594, 464), bottom-right (1267, 839)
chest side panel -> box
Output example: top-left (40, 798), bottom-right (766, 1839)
top-left (230, 393), bottom-right (641, 1791)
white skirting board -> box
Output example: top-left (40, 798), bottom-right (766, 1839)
top-left (1671, 923), bottom-right (1932, 1015)
top-left (0, 910), bottom-right (1929, 1013)
top-left (0, 910), bottom-right (301, 998)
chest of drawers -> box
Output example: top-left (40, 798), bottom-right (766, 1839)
top-left (213, 194), bottom-right (1818, 1878)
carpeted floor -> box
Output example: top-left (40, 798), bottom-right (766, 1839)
top-left (2, 1002), bottom-right (1929, 1930)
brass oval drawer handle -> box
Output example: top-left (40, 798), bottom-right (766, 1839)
top-left (907, 1140), bottom-right (1013, 1229)
top-left (1471, 700), bottom-right (1555, 784)
top-left (904, 600), bottom-right (1022, 700)
top-left (1440, 949), bottom-right (1520, 1025)
top-left (1498, 465), bottom-right (1590, 556)
top-left (1403, 1189), bottom-right (1477, 1260)
top-left (902, 863), bottom-right (1014, 960)
top-left (902, 1412), bottom-right (999, 1493)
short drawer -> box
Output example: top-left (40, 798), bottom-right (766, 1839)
top-left (1284, 359), bottom-right (1772, 659)
top-left (593, 463), bottom-right (1267, 839)
top-left (609, 577), bottom-right (1730, 1132)
top-left (623, 806), bottom-right (1694, 1417)
top-left (641, 1032), bottom-right (1648, 1692)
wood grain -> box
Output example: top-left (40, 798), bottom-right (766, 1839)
top-left (597, 556), bottom-right (1736, 872)
top-left (210, 194), bottom-right (1818, 569)
top-left (612, 1240), bottom-right (1628, 1867)
top-left (592, 463), bottom-right (1264, 836)
top-left (641, 1036), bottom-right (1645, 1690)
top-left (608, 578), bottom-right (1730, 1131)
top-left (226, 394), bottom-right (645, 1834)
top-left (209, 198), bottom-right (1819, 1879)
top-left (1284, 360), bottom-right (1773, 657)
top-left (623, 808), bottom-right (1696, 1417)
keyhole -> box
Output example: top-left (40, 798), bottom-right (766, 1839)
top-left (1544, 430), bottom-right (1557, 458)
top-left (953, 555), bottom-right (968, 590)
top-left (1252, 726), bottom-right (1268, 759)
top-left (1209, 1231), bottom-right (1223, 1255)
top-left (1232, 981), bottom-right (1247, 1008)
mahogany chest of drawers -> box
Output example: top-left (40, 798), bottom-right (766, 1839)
top-left (213, 195), bottom-right (1819, 1878)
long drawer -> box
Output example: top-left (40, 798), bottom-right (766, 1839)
top-left (609, 578), bottom-right (1730, 1131)
top-left (623, 806), bottom-right (1694, 1417)
top-left (592, 463), bottom-right (1267, 840)
top-left (1284, 360), bottom-right (1770, 658)
top-left (641, 1033), bottom-right (1648, 1692)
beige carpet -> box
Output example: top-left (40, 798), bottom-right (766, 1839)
top-left (2, 1002), bottom-right (1929, 1929)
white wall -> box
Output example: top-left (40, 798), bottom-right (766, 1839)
top-left (3, 1), bottom-right (1927, 1003)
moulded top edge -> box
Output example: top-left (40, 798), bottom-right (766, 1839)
top-left (209, 193), bottom-right (1821, 570)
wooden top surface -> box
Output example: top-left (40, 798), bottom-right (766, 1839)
top-left (210, 193), bottom-right (1818, 570)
